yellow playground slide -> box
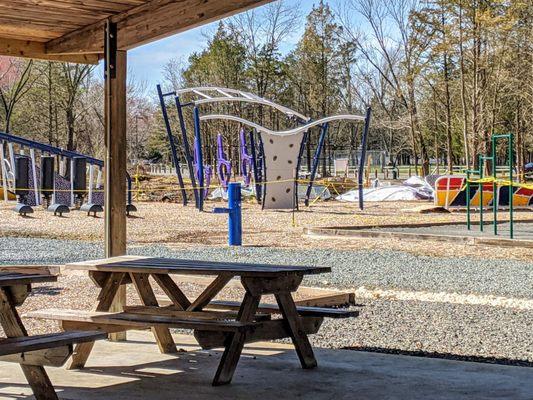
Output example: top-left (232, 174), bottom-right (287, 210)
top-left (0, 188), bottom-right (16, 201)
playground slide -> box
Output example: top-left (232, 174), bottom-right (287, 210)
top-left (435, 175), bottom-right (533, 208)
top-left (0, 188), bottom-right (16, 201)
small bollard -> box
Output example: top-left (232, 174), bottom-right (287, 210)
top-left (213, 182), bottom-right (242, 246)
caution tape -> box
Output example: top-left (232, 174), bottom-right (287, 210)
top-left (463, 177), bottom-right (533, 191)
top-left (5, 177), bottom-right (366, 195)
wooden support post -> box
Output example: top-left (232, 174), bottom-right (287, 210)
top-left (104, 20), bottom-right (127, 342)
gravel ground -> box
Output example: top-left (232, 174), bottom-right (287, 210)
top-left (2, 237), bottom-right (531, 298)
top-left (1, 237), bottom-right (532, 364)
top-left (315, 299), bottom-right (533, 365)
top-left (2, 201), bottom-right (533, 261)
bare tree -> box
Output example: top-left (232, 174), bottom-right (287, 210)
top-left (0, 57), bottom-right (37, 133)
top-left (57, 63), bottom-right (94, 150)
top-left (338, 0), bottom-right (432, 175)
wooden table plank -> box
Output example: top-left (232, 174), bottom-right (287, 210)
top-left (0, 331), bottom-right (106, 356)
top-left (0, 272), bottom-right (57, 287)
top-left (66, 257), bottom-right (330, 277)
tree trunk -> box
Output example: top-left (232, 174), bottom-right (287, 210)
top-left (458, 0), bottom-right (471, 169)
top-left (443, 49), bottom-right (453, 173)
top-left (66, 108), bottom-right (75, 151)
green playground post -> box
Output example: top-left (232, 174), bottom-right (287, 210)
top-left (491, 138), bottom-right (498, 235)
top-left (492, 134), bottom-right (514, 239)
top-left (478, 154), bottom-right (484, 232)
top-left (480, 155), bottom-right (495, 235)
top-left (464, 133), bottom-right (516, 239)
top-left (509, 134), bottom-right (514, 239)
top-left (466, 170), bottom-right (471, 230)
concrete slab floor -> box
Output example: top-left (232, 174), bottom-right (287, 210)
top-left (0, 332), bottom-right (532, 400)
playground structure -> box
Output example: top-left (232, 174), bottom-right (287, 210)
top-left (0, 131), bottom-right (135, 216)
top-left (157, 86), bottom-right (372, 211)
top-left (434, 133), bottom-right (533, 239)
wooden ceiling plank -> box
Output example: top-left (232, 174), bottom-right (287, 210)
top-left (0, 3), bottom-right (112, 22)
top-left (0, 38), bottom-right (100, 64)
top-left (0, 17), bottom-right (81, 31)
top-left (0, 23), bottom-right (65, 41)
top-left (0, 11), bottom-right (99, 28)
top-left (0, 0), bottom-right (141, 19)
top-left (45, 0), bottom-right (274, 55)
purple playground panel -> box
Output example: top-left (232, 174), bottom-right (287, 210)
top-left (194, 136), bottom-right (213, 200)
top-left (216, 133), bottom-right (231, 191)
top-left (240, 128), bottom-right (253, 187)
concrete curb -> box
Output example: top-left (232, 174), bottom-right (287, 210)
top-left (304, 226), bottom-right (533, 248)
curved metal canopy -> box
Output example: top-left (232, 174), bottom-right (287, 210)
top-left (176, 86), bottom-right (310, 122)
top-left (200, 114), bottom-right (366, 137)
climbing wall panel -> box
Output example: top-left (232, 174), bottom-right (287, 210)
top-left (261, 131), bottom-right (304, 210)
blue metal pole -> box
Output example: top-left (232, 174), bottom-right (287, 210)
top-left (227, 182), bottom-right (242, 246)
top-left (305, 123), bottom-right (329, 206)
top-left (193, 106), bottom-right (204, 211)
top-left (174, 95), bottom-right (200, 208)
top-left (358, 107), bottom-right (372, 210)
top-left (295, 129), bottom-right (310, 211)
top-left (249, 129), bottom-right (262, 203)
top-left (213, 182), bottom-right (242, 246)
top-left (156, 84), bottom-right (187, 206)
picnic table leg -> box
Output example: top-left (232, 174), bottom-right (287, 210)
top-left (67, 272), bottom-right (126, 370)
top-left (187, 274), bottom-right (233, 311)
top-left (152, 274), bottom-right (191, 310)
top-left (130, 273), bottom-right (177, 354)
top-left (275, 292), bottom-right (317, 369)
top-left (212, 292), bottom-right (261, 386)
top-left (0, 287), bottom-right (58, 400)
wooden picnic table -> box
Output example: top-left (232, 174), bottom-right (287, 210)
top-left (0, 267), bottom-right (105, 400)
top-left (61, 255), bottom-right (333, 386)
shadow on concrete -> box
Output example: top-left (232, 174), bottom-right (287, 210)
top-left (345, 346), bottom-right (533, 368)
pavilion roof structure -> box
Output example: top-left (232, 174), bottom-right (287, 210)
top-left (0, 0), bottom-right (274, 315)
top-left (0, 0), bottom-right (272, 64)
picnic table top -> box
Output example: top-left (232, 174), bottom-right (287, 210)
top-left (0, 271), bottom-right (57, 287)
top-left (65, 256), bottom-right (331, 277)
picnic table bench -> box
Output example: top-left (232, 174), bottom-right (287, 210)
top-left (0, 266), bottom-right (105, 400)
top-left (25, 256), bottom-right (359, 386)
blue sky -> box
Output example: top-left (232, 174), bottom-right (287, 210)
top-left (128, 1), bottom-right (319, 88)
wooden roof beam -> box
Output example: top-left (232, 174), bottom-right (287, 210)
top-left (45, 0), bottom-right (274, 55)
top-left (0, 38), bottom-right (100, 64)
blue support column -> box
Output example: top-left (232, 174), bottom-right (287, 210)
top-left (249, 129), bottom-right (262, 203)
top-left (358, 107), bottom-right (372, 210)
top-left (175, 95), bottom-right (200, 208)
top-left (295, 130), bottom-right (310, 211)
top-left (193, 106), bottom-right (204, 211)
top-left (213, 182), bottom-right (242, 246)
top-left (156, 84), bottom-right (187, 206)
top-left (305, 123), bottom-right (329, 207)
